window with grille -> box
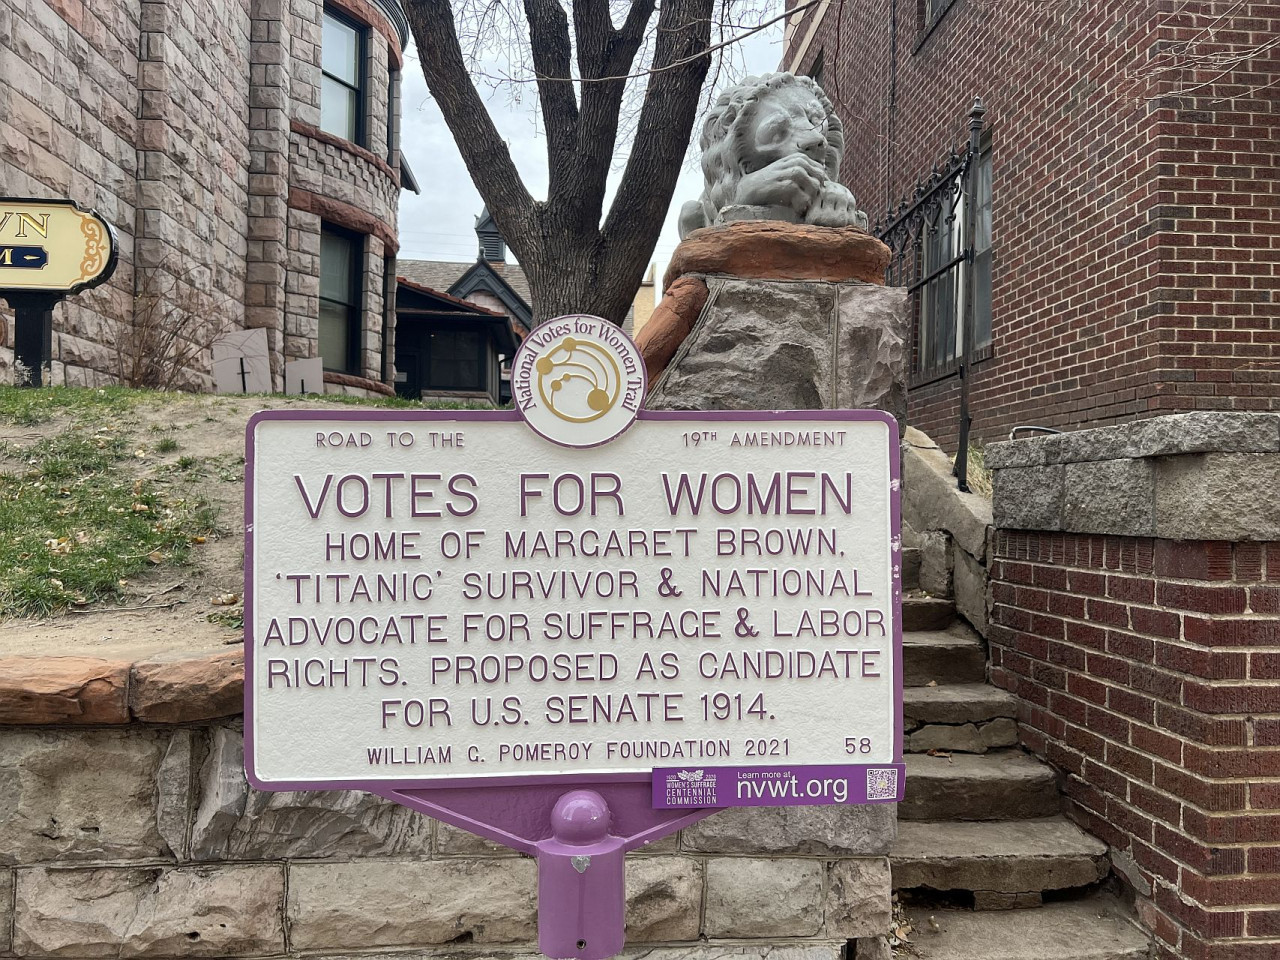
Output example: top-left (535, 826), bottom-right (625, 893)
top-left (916, 138), bottom-right (992, 375)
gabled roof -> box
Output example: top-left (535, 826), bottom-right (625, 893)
top-left (396, 276), bottom-right (505, 316)
top-left (397, 258), bottom-right (533, 332)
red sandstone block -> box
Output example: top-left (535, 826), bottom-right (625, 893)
top-left (1158, 582), bottom-right (1249, 614)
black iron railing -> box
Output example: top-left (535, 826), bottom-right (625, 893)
top-left (874, 98), bottom-right (985, 491)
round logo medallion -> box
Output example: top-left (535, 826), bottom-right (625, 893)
top-left (511, 314), bottom-right (646, 448)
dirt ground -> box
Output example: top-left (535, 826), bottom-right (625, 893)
top-left (0, 393), bottom-right (389, 661)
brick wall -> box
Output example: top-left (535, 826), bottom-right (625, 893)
top-left (987, 413), bottom-right (1280, 959)
top-left (786, 0), bottom-right (1280, 452)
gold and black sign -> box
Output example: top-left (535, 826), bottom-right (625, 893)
top-left (1, 197), bottom-right (119, 387)
top-left (0, 197), bottom-right (117, 295)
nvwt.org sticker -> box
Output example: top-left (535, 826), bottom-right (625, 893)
top-left (653, 764), bottom-right (906, 808)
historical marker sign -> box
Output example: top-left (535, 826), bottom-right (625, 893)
top-left (246, 317), bottom-right (903, 959)
top-left (246, 328), bottom-right (903, 804)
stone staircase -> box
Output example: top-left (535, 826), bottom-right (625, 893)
top-left (892, 565), bottom-right (1150, 959)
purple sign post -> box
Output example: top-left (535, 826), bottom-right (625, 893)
top-left (244, 318), bottom-right (903, 959)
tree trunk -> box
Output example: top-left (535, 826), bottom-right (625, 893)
top-left (404, 0), bottom-right (714, 329)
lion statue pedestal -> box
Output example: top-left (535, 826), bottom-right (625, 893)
top-left (637, 219), bottom-right (907, 423)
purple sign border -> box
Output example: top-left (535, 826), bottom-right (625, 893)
top-left (242, 407), bottom-right (904, 795)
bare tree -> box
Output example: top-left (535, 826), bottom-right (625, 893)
top-left (406, 0), bottom-right (751, 326)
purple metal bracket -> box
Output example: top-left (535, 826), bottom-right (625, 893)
top-left (373, 783), bottom-right (715, 959)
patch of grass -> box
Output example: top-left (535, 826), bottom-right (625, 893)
top-left (0, 430), bottom-right (217, 617)
top-left (156, 436), bottom-right (179, 453)
top-left (0, 386), bottom-right (150, 426)
top-left (176, 455), bottom-right (199, 470)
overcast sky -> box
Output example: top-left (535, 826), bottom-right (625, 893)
top-left (395, 17), bottom-right (785, 280)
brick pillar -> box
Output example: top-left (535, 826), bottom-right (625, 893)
top-left (986, 413), bottom-right (1280, 960)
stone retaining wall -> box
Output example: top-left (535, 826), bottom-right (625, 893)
top-left (0, 648), bottom-right (895, 959)
top-left (987, 412), bottom-right (1280, 960)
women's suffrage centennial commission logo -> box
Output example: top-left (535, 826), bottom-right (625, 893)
top-left (512, 314), bottom-right (646, 447)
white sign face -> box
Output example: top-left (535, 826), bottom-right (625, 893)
top-left (245, 411), bottom-right (901, 790)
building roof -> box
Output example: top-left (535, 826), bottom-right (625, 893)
top-left (398, 259), bottom-right (532, 305)
top-left (395, 276), bottom-right (517, 354)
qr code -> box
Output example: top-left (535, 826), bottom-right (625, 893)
top-left (866, 767), bottom-right (899, 801)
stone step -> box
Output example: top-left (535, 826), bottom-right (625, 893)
top-left (899, 750), bottom-right (1060, 821)
top-left (892, 818), bottom-right (1109, 903)
top-left (904, 683), bottom-right (1019, 753)
top-left (903, 627), bottom-right (986, 687)
top-left (902, 546), bottom-right (922, 590)
top-left (903, 594), bottom-right (956, 631)
top-left (900, 897), bottom-right (1149, 959)
top-left (904, 683), bottom-right (1018, 725)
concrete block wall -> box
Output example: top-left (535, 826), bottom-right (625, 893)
top-left (987, 412), bottom-right (1280, 959)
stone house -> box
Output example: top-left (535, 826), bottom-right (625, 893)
top-left (0, 0), bottom-right (414, 395)
top-left (783, 0), bottom-right (1280, 451)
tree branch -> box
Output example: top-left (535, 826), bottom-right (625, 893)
top-left (522, 0), bottom-right (579, 199)
top-left (600, 0), bottom-right (715, 284)
top-left (404, 0), bottom-right (535, 255)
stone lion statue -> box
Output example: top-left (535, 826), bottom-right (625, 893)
top-left (678, 72), bottom-right (869, 240)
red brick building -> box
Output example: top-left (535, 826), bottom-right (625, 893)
top-left (783, 0), bottom-right (1279, 452)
